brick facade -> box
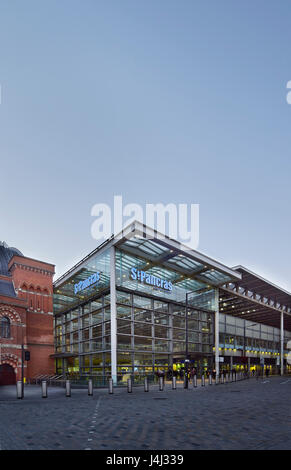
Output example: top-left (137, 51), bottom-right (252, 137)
top-left (0, 249), bottom-right (55, 385)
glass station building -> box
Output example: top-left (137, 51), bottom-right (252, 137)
top-left (53, 222), bottom-right (291, 382)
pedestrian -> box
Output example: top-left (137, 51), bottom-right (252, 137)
top-left (266, 367), bottom-right (269, 378)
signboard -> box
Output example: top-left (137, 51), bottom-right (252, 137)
top-left (74, 272), bottom-right (100, 295)
top-left (130, 267), bottom-right (173, 292)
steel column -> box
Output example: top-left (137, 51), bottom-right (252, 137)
top-left (281, 311), bottom-right (284, 376)
top-left (110, 246), bottom-right (117, 385)
top-left (215, 289), bottom-right (220, 378)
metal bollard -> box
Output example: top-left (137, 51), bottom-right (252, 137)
top-left (209, 374), bottom-right (212, 386)
top-left (193, 375), bottom-right (197, 388)
top-left (17, 380), bottom-right (23, 399)
top-left (127, 377), bottom-right (132, 393)
top-left (215, 375), bottom-right (219, 385)
top-left (88, 379), bottom-right (93, 396)
top-left (42, 380), bottom-right (48, 398)
top-left (159, 376), bottom-right (164, 391)
top-left (65, 380), bottom-right (71, 397)
top-left (222, 375), bottom-right (225, 384)
top-left (144, 377), bottom-right (149, 392)
top-left (172, 376), bottom-right (177, 390)
top-left (108, 378), bottom-right (113, 394)
top-left (201, 375), bottom-right (205, 387)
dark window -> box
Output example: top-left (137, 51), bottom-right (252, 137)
top-left (1, 317), bottom-right (10, 338)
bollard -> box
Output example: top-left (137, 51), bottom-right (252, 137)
top-left (88, 379), bottom-right (93, 396)
top-left (222, 375), bottom-right (225, 384)
top-left (215, 375), bottom-right (219, 385)
top-left (16, 380), bottom-right (23, 399)
top-left (108, 378), bottom-right (113, 394)
top-left (201, 375), bottom-right (205, 387)
top-left (193, 375), bottom-right (197, 388)
top-left (42, 380), bottom-right (48, 398)
top-left (172, 376), bottom-right (177, 390)
top-left (65, 380), bottom-right (71, 397)
top-left (159, 376), bottom-right (164, 391)
top-left (144, 377), bottom-right (149, 392)
top-left (127, 377), bottom-right (132, 393)
top-left (209, 374), bottom-right (212, 386)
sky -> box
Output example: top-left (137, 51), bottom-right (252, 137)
top-left (0, 0), bottom-right (290, 291)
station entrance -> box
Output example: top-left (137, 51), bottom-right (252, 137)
top-left (173, 355), bottom-right (213, 380)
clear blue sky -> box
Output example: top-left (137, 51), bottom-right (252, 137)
top-left (0, 0), bottom-right (290, 290)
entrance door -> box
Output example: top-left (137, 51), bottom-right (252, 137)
top-left (0, 364), bottom-right (16, 385)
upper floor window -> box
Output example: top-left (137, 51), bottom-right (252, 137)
top-left (1, 317), bottom-right (10, 338)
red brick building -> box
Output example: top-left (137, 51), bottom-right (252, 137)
top-left (0, 242), bottom-right (55, 385)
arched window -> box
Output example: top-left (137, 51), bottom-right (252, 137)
top-left (1, 317), bottom-right (10, 338)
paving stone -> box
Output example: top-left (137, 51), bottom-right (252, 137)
top-left (0, 377), bottom-right (290, 450)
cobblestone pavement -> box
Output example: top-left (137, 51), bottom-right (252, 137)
top-left (0, 376), bottom-right (290, 450)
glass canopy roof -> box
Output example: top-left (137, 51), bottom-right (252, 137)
top-left (114, 222), bottom-right (241, 288)
top-left (53, 221), bottom-right (241, 315)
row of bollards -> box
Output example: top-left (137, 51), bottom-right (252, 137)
top-left (16, 372), bottom-right (248, 399)
top-left (108, 372), bottom-right (248, 394)
top-left (16, 379), bottom-right (94, 399)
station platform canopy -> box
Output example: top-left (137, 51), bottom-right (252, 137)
top-left (219, 266), bottom-right (291, 331)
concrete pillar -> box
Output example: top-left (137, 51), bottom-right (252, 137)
top-left (280, 311), bottom-right (284, 376)
top-left (215, 289), bottom-right (220, 378)
top-left (110, 246), bottom-right (117, 384)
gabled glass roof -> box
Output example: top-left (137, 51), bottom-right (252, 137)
top-left (53, 221), bottom-right (241, 314)
top-left (115, 222), bottom-right (240, 288)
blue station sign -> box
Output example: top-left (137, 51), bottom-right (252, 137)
top-left (130, 267), bottom-right (173, 292)
top-left (74, 272), bottom-right (100, 295)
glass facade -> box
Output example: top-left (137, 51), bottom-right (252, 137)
top-left (219, 313), bottom-right (291, 355)
top-left (54, 288), bottom-right (214, 381)
top-left (53, 231), bottom-right (291, 382)
top-left (54, 248), bottom-right (111, 315)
